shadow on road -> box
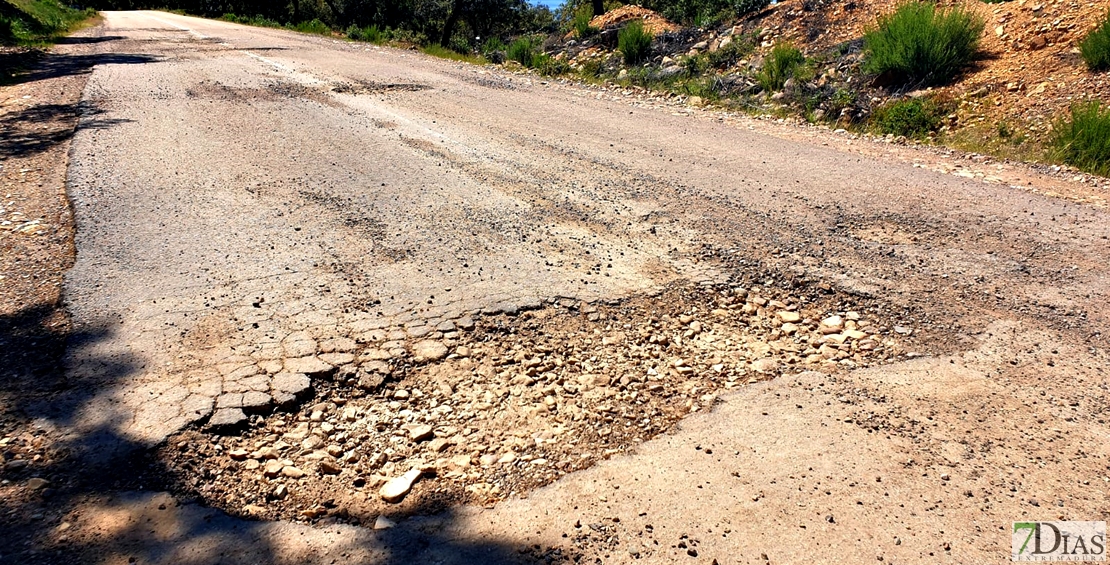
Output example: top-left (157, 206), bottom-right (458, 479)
top-left (0, 306), bottom-right (560, 564)
top-left (0, 101), bottom-right (132, 158)
top-left (52, 35), bottom-right (126, 45)
top-left (1, 50), bottom-right (157, 87)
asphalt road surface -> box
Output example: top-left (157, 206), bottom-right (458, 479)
top-left (35, 10), bottom-right (1110, 564)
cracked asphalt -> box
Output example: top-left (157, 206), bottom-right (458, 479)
top-left (12, 9), bottom-right (1109, 564)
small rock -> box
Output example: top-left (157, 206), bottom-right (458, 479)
top-left (380, 469), bottom-right (423, 503)
top-left (751, 358), bottom-right (779, 373)
top-left (255, 446), bottom-right (280, 460)
top-left (282, 466), bottom-right (306, 479)
top-left (229, 449), bottom-right (250, 460)
top-left (778, 311), bottom-right (801, 323)
top-left (358, 369), bottom-right (386, 391)
top-left (428, 438), bottom-right (451, 452)
top-left (263, 460), bottom-right (284, 478)
top-left (411, 340), bottom-right (449, 362)
top-left (373, 515), bottom-right (396, 529)
top-left (26, 477), bottom-right (49, 491)
top-left (406, 424), bottom-right (434, 442)
top-left (319, 460), bottom-right (341, 475)
top-left (449, 454), bottom-right (472, 470)
top-left (820, 316), bottom-right (844, 334)
top-left (274, 484), bottom-right (288, 499)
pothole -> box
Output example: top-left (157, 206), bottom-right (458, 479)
top-left (330, 80), bottom-right (431, 95)
top-left (153, 279), bottom-right (922, 526)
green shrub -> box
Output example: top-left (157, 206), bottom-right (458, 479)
top-left (573, 6), bottom-right (598, 38)
top-left (506, 37), bottom-right (538, 67)
top-left (535, 53), bottom-right (571, 76)
top-left (482, 36), bottom-right (506, 53)
top-left (871, 97), bottom-right (946, 138)
top-left (706, 35), bottom-right (754, 69)
top-left (293, 18), bottom-right (330, 35)
top-left (1053, 101), bottom-right (1110, 176)
top-left (1080, 11), bottom-right (1110, 71)
top-left (757, 43), bottom-right (804, 91)
top-left (579, 58), bottom-right (604, 78)
top-left (347, 24), bottom-right (384, 43)
top-left (618, 20), bottom-right (653, 65)
top-left (864, 1), bottom-right (984, 86)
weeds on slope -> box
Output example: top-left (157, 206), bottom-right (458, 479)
top-left (863, 1), bottom-right (984, 86)
top-left (1053, 101), bottom-right (1110, 176)
top-left (1, 0), bottom-right (95, 47)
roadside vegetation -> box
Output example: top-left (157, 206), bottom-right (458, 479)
top-left (1, 0), bottom-right (95, 46)
top-left (863, 1), bottom-right (984, 86)
top-left (1052, 101), bottom-right (1110, 176)
top-left (617, 19), bottom-right (651, 64)
top-left (1080, 11), bottom-right (1110, 72)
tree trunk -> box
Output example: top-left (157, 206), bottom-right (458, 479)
top-left (439, 0), bottom-right (461, 47)
top-left (291, 0), bottom-right (300, 22)
top-left (592, 0), bottom-right (605, 17)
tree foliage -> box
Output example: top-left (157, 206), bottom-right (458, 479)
top-left (85, 0), bottom-right (555, 51)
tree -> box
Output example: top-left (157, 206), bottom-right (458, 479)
top-left (438, 0), bottom-right (528, 47)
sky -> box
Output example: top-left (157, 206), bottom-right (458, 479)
top-left (533, 0), bottom-right (564, 8)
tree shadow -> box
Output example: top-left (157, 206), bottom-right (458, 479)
top-left (0, 51), bottom-right (158, 87)
top-left (0, 100), bottom-right (132, 158)
top-left (0, 308), bottom-right (566, 564)
top-left (53, 35), bottom-right (126, 45)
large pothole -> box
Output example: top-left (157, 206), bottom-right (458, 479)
top-left (152, 278), bottom-right (923, 526)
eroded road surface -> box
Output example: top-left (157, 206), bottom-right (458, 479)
top-left (9, 9), bottom-right (1110, 565)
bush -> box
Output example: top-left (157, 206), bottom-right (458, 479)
top-left (757, 43), bottom-right (804, 91)
top-left (347, 25), bottom-right (384, 43)
top-left (871, 97), bottom-right (946, 138)
top-left (864, 1), bottom-right (984, 86)
top-left (1080, 11), bottom-right (1110, 71)
top-left (573, 6), bottom-right (598, 38)
top-left (618, 20), bottom-right (653, 65)
top-left (579, 58), bottom-right (604, 78)
top-left (293, 18), bottom-right (330, 35)
top-left (706, 35), bottom-right (754, 69)
top-left (1053, 101), bottom-right (1110, 176)
top-left (506, 37), bottom-right (538, 67)
top-left (535, 53), bottom-right (571, 76)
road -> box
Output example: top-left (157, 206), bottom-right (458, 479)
top-left (24, 9), bottom-right (1110, 564)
